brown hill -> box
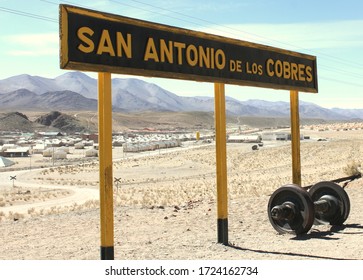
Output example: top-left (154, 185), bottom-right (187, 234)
top-left (0, 112), bottom-right (46, 132)
top-left (0, 109), bottom-right (329, 134)
top-left (35, 111), bottom-right (92, 134)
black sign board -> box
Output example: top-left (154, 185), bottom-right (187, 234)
top-left (60, 5), bottom-right (318, 93)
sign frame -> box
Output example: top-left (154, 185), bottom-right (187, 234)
top-left (60, 4), bottom-right (318, 93)
top-left (59, 4), bottom-right (318, 259)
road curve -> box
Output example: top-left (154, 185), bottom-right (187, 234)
top-left (0, 169), bottom-right (99, 215)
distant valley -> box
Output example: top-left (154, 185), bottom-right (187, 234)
top-left (0, 72), bottom-right (363, 120)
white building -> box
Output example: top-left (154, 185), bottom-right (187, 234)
top-left (228, 135), bottom-right (261, 143)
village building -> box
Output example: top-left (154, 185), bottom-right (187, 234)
top-left (82, 133), bottom-right (98, 143)
top-left (2, 147), bottom-right (30, 157)
top-left (227, 134), bottom-right (262, 143)
top-left (261, 132), bottom-right (305, 141)
top-left (36, 132), bottom-right (63, 138)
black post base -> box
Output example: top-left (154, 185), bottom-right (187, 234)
top-left (101, 246), bottom-right (114, 260)
top-left (217, 218), bottom-right (228, 245)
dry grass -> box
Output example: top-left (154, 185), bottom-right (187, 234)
top-left (0, 187), bottom-right (72, 221)
top-left (3, 126), bottom-right (363, 260)
top-left (0, 187), bottom-right (71, 207)
top-left (3, 132), bottom-right (363, 224)
top-left (343, 160), bottom-right (362, 176)
top-left (24, 139), bottom-right (363, 208)
top-left (0, 198), bottom-right (100, 222)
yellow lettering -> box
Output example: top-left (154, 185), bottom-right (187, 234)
top-left (266, 58), bottom-right (274, 77)
top-left (97, 30), bottom-right (115, 56)
top-left (116, 32), bottom-right (132, 58)
top-left (199, 46), bottom-right (210, 68)
top-left (305, 66), bottom-right (313, 82)
top-left (215, 49), bottom-right (225, 70)
top-left (298, 64), bottom-right (305, 81)
top-left (283, 61), bottom-right (291, 79)
top-left (173, 42), bottom-right (186, 65)
top-left (210, 48), bottom-right (215, 69)
top-left (77, 27), bottom-right (94, 53)
top-left (258, 65), bottom-right (263, 75)
top-left (230, 60), bottom-right (242, 72)
top-left (186, 45), bottom-right (198, 66)
top-left (291, 63), bottom-right (298, 80)
top-left (160, 39), bottom-right (173, 63)
top-left (141, 39), bottom-right (228, 71)
top-left (266, 58), bottom-right (314, 83)
top-left (246, 62), bottom-right (252, 74)
top-left (275, 60), bottom-right (283, 78)
top-left (144, 38), bottom-right (159, 62)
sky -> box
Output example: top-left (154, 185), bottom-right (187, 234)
top-left (1, 0), bottom-right (363, 109)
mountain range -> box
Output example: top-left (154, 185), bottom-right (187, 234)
top-left (0, 72), bottom-right (362, 120)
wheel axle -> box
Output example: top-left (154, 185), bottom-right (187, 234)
top-left (270, 202), bottom-right (296, 221)
top-left (268, 182), bottom-right (350, 235)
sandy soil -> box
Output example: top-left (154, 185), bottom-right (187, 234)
top-left (1, 128), bottom-right (363, 260)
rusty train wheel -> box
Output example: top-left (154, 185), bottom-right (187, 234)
top-left (309, 181), bottom-right (350, 226)
top-left (268, 184), bottom-right (315, 235)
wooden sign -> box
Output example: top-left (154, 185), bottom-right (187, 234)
top-left (60, 5), bottom-right (318, 93)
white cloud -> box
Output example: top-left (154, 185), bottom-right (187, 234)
top-left (4, 32), bottom-right (58, 57)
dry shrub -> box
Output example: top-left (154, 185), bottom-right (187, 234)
top-left (12, 212), bottom-right (24, 221)
top-left (343, 161), bottom-right (362, 176)
top-left (82, 199), bottom-right (99, 209)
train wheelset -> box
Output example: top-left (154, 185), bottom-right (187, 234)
top-left (267, 174), bottom-right (360, 235)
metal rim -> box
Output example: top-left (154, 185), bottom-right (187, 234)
top-left (309, 181), bottom-right (350, 225)
top-left (268, 184), bottom-right (315, 235)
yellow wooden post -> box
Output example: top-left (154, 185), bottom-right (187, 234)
top-left (214, 83), bottom-right (228, 245)
top-left (290, 90), bottom-right (302, 186)
top-left (98, 72), bottom-right (114, 260)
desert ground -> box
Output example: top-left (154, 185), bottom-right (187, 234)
top-left (1, 126), bottom-right (363, 260)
